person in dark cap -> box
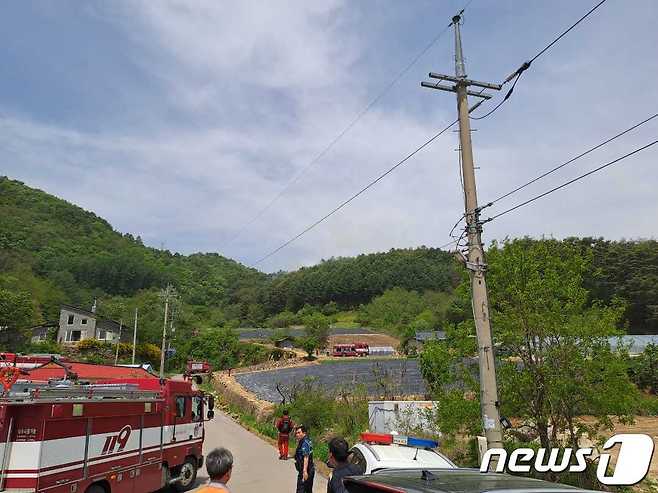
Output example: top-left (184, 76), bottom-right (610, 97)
top-left (326, 437), bottom-right (361, 493)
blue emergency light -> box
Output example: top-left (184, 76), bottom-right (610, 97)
top-left (363, 432), bottom-right (439, 448)
top-left (407, 436), bottom-right (439, 448)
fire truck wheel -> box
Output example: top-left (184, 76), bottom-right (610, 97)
top-left (85, 484), bottom-right (106, 493)
top-left (173, 459), bottom-right (197, 491)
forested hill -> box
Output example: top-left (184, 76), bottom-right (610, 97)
top-left (1, 176), bottom-right (657, 343)
top-left (267, 248), bottom-right (458, 312)
top-left (0, 177), bottom-right (458, 342)
top-left (0, 176), bottom-right (266, 323)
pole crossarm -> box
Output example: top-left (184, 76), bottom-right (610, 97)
top-left (421, 81), bottom-right (493, 99)
top-left (429, 72), bottom-right (502, 91)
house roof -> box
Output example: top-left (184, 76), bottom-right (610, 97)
top-left (61, 304), bottom-right (97, 317)
top-left (415, 330), bottom-right (447, 342)
top-left (26, 361), bottom-right (157, 382)
top-left (30, 322), bottom-right (58, 334)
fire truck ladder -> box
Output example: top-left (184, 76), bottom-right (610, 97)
top-left (5, 382), bottom-right (161, 401)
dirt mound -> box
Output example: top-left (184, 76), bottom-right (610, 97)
top-left (328, 333), bottom-right (399, 347)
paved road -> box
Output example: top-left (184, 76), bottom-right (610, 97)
top-left (200, 411), bottom-right (327, 493)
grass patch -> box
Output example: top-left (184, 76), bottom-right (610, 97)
top-left (333, 311), bottom-right (359, 323)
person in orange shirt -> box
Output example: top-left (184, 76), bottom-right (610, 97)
top-left (194, 447), bottom-right (233, 493)
top-left (274, 409), bottom-right (294, 460)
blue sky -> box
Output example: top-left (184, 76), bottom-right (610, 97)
top-left (1, 1), bottom-right (657, 272)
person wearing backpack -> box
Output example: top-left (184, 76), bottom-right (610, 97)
top-left (275, 409), bottom-right (294, 459)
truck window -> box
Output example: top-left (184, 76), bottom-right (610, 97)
top-left (191, 396), bottom-right (202, 422)
top-left (175, 396), bottom-right (186, 417)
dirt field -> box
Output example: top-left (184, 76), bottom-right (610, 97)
top-left (586, 416), bottom-right (658, 478)
top-left (328, 333), bottom-right (400, 347)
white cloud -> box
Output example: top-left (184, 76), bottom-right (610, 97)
top-left (1, 0), bottom-right (657, 273)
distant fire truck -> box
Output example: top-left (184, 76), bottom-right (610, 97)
top-left (0, 376), bottom-right (214, 493)
top-left (331, 343), bottom-right (369, 357)
top-left (0, 353), bottom-right (70, 370)
top-left (183, 361), bottom-right (212, 384)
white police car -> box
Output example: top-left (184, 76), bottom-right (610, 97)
top-left (347, 433), bottom-right (457, 475)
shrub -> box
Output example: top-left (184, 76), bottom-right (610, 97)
top-left (137, 343), bottom-right (161, 364)
top-left (638, 394), bottom-right (658, 416)
top-left (77, 339), bottom-right (105, 351)
top-left (26, 340), bottom-right (63, 354)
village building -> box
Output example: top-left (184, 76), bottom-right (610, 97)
top-left (40, 304), bottom-right (132, 345)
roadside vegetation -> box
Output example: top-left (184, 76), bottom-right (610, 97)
top-left (419, 238), bottom-right (658, 489)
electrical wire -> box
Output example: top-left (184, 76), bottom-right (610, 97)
top-left (529, 0), bottom-right (608, 64)
top-left (484, 140), bottom-right (658, 223)
top-left (224, 4), bottom-right (473, 248)
top-left (469, 0), bottom-right (608, 121)
top-left (251, 120), bottom-right (459, 266)
top-left (485, 113), bottom-right (658, 206)
top-left (469, 72), bottom-right (524, 121)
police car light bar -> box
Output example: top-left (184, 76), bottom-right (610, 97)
top-left (360, 433), bottom-right (439, 449)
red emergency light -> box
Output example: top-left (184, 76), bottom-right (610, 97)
top-left (360, 432), bottom-right (439, 448)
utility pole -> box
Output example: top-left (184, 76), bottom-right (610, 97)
top-left (159, 285), bottom-right (176, 378)
top-left (132, 308), bottom-right (138, 365)
top-left (422, 13), bottom-right (504, 452)
top-left (115, 319), bottom-right (122, 365)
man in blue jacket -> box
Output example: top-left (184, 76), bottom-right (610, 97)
top-left (293, 425), bottom-right (314, 493)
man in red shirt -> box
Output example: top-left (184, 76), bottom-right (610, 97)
top-left (274, 409), bottom-right (294, 460)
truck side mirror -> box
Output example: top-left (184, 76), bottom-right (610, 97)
top-left (208, 396), bottom-right (215, 410)
top-left (207, 410), bottom-right (215, 420)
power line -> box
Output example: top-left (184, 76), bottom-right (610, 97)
top-left (469, 72), bottom-right (524, 121)
top-left (484, 140), bottom-right (658, 223)
top-left (225, 4), bottom-right (473, 248)
top-left (439, 238), bottom-right (459, 250)
top-left (251, 119), bottom-right (458, 266)
top-left (486, 112), bottom-right (658, 205)
top-left (470, 0), bottom-right (608, 121)
top-left (529, 0), bottom-right (608, 64)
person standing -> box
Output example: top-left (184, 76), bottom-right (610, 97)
top-left (275, 409), bottom-right (294, 459)
top-left (193, 447), bottom-right (233, 493)
top-left (294, 425), bottom-right (314, 493)
top-left (326, 437), bottom-right (361, 493)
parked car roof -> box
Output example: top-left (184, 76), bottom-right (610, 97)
top-left (350, 442), bottom-right (456, 475)
top-left (344, 468), bottom-right (599, 493)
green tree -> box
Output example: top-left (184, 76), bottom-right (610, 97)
top-left (421, 239), bottom-right (639, 453)
top-left (300, 336), bottom-right (318, 359)
top-left (179, 327), bottom-right (240, 370)
top-left (629, 343), bottom-right (658, 394)
top-left (0, 288), bottom-right (39, 349)
top-left (303, 312), bottom-right (330, 349)
top-left (358, 287), bottom-right (425, 332)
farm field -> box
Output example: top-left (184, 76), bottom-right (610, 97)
top-left (328, 333), bottom-right (399, 347)
top-left (234, 358), bottom-right (425, 402)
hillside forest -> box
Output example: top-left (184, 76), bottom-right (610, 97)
top-left (1, 176), bottom-right (658, 369)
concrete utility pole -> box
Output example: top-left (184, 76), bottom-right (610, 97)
top-left (159, 285), bottom-right (176, 378)
top-left (115, 319), bottom-right (122, 365)
top-left (132, 308), bottom-right (138, 365)
top-left (422, 13), bottom-right (504, 452)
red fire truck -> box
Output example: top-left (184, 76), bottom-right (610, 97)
top-left (0, 377), bottom-right (214, 493)
top-left (183, 361), bottom-right (212, 384)
top-left (331, 343), bottom-right (369, 357)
